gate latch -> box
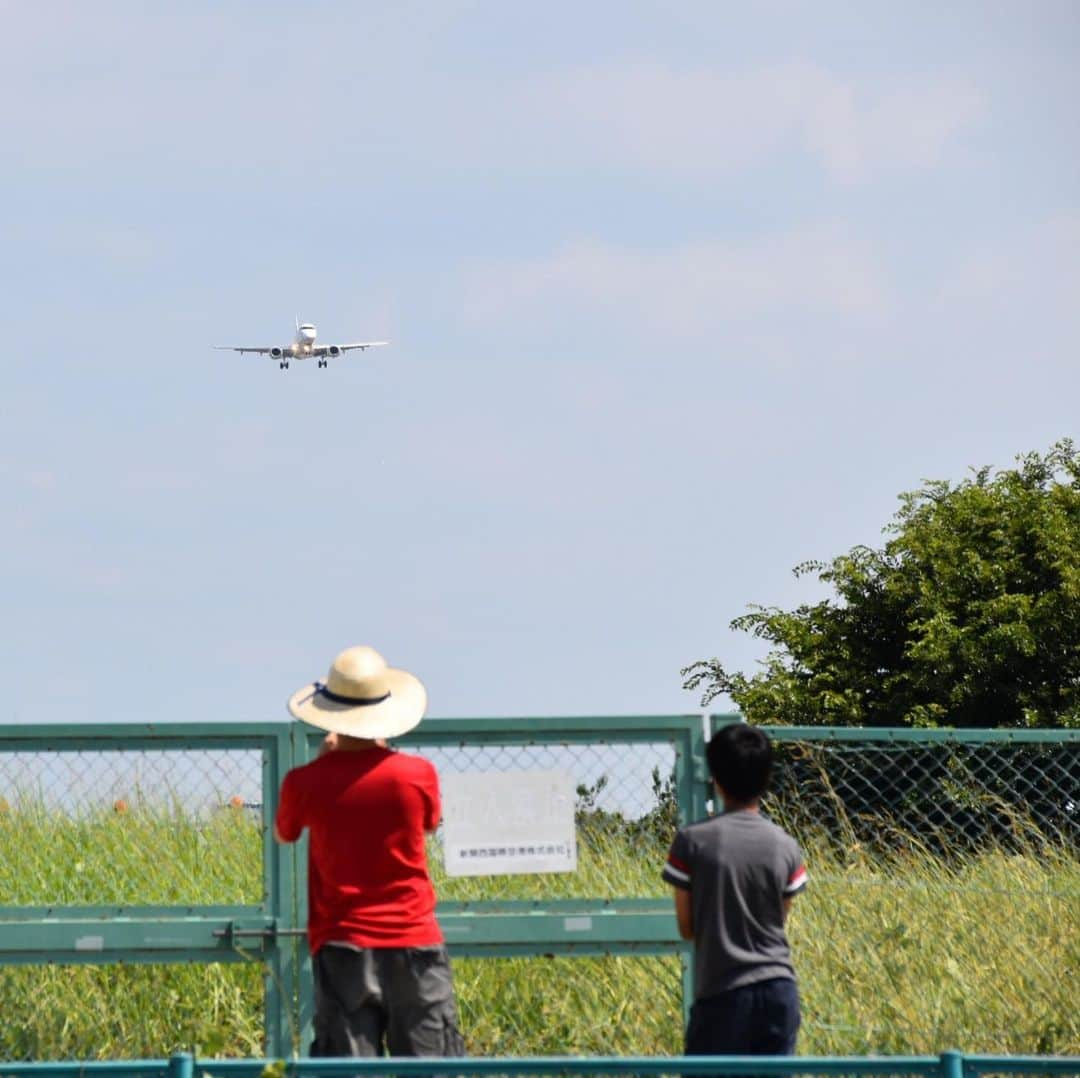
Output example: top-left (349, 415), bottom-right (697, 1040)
top-left (213, 920), bottom-right (305, 947)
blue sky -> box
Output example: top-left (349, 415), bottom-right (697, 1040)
top-left (2, 1), bottom-right (1078, 724)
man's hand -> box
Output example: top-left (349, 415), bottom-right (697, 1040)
top-left (318, 732), bottom-right (340, 757)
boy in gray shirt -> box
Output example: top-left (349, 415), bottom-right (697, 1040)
top-left (662, 724), bottom-right (807, 1057)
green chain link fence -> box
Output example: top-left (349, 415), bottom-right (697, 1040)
top-left (738, 724), bottom-right (1079, 1058)
top-left (0, 719), bottom-right (1076, 1061)
top-left (0, 745), bottom-right (265, 907)
top-left (749, 726), bottom-right (1079, 856)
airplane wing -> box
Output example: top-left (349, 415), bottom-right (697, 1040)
top-left (214, 345), bottom-right (278, 356)
top-left (313, 341), bottom-right (390, 357)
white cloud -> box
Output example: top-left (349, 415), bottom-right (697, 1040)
top-left (93, 229), bottom-right (158, 266)
top-left (0, 8), bottom-right (985, 188)
top-left (460, 225), bottom-right (891, 338)
top-left (514, 62), bottom-right (985, 183)
top-left (937, 252), bottom-right (1014, 304)
top-left (937, 211), bottom-right (1080, 313)
top-left (923, 211), bottom-right (1080, 380)
top-left (26, 470), bottom-right (58, 492)
top-left (860, 82), bottom-right (985, 173)
top-left (516, 63), bottom-right (811, 176)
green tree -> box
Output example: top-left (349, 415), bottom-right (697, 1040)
top-left (683, 441), bottom-right (1080, 728)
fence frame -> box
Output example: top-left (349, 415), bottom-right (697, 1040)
top-left (0, 722), bottom-right (300, 1055)
top-left (292, 714), bottom-right (708, 1047)
top-left (0, 715), bottom-right (709, 1055)
top-left (1, 717), bottom-right (1076, 1060)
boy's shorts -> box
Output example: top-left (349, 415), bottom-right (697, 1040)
top-left (685, 976), bottom-right (800, 1057)
top-left (312, 943), bottom-right (465, 1057)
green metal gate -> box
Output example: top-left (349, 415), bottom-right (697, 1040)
top-left (0, 723), bottom-right (300, 1055)
top-left (291, 714), bottom-right (707, 1050)
top-left (0, 715), bottom-right (707, 1056)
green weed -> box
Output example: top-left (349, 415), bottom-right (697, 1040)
top-left (0, 804), bottom-right (1075, 1059)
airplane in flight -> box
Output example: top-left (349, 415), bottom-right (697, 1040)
top-left (215, 318), bottom-right (389, 369)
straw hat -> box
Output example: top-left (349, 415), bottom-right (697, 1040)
top-left (287, 645), bottom-right (427, 739)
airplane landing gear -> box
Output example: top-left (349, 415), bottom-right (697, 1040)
top-left (318, 359), bottom-right (327, 368)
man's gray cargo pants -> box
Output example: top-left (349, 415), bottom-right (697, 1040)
top-left (312, 943), bottom-right (465, 1058)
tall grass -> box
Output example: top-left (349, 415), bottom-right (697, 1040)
top-left (0, 801), bottom-right (1076, 1059)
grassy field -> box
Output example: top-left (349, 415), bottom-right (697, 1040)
top-left (0, 801), bottom-right (1077, 1060)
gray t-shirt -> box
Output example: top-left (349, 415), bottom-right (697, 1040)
top-left (663, 810), bottom-right (807, 1000)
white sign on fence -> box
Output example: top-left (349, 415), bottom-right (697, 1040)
top-left (441, 769), bottom-right (578, 877)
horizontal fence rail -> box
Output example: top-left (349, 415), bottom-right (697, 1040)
top-left (2, 1052), bottom-right (1080, 1078)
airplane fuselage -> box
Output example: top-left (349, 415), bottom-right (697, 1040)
top-left (289, 322), bottom-right (318, 357)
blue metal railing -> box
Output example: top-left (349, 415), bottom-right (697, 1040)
top-left (2, 1055), bottom-right (1079, 1078)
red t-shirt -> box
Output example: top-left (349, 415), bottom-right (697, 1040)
top-left (275, 747), bottom-right (444, 953)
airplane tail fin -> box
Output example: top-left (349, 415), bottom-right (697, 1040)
top-left (295, 314), bottom-right (300, 333)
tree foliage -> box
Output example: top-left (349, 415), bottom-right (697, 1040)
top-left (574, 767), bottom-right (679, 845)
top-left (683, 441), bottom-right (1080, 728)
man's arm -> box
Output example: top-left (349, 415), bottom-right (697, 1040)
top-left (782, 859), bottom-right (808, 919)
top-left (781, 849), bottom-right (807, 920)
top-left (673, 886), bottom-right (694, 940)
top-left (424, 762), bottom-right (443, 833)
top-left (662, 832), bottom-right (694, 939)
top-left (273, 770), bottom-right (303, 844)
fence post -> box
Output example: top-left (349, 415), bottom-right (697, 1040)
top-left (940, 1050), bottom-right (965, 1078)
top-left (679, 951), bottom-right (694, 1031)
top-left (293, 723), bottom-right (317, 1054)
top-left (168, 1053), bottom-right (194, 1078)
top-left (676, 715), bottom-right (710, 1030)
top-left (264, 725), bottom-right (300, 1056)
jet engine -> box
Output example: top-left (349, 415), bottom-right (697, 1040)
top-left (326, 345), bottom-right (342, 358)
top-left (269, 347), bottom-right (284, 359)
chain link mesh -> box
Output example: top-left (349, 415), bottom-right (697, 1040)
top-left (411, 738), bottom-right (680, 901)
top-left (763, 735), bottom-right (1079, 854)
top-left (0, 747), bottom-right (264, 905)
top-left (412, 737), bottom-right (686, 1054)
top-left (1, 727), bottom-right (1077, 1059)
top-left (0, 960), bottom-right (265, 1060)
top-left (0, 954), bottom-right (685, 1061)
top-left (751, 732), bottom-right (1080, 1059)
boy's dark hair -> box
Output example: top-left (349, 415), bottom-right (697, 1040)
top-left (706, 723), bottom-right (773, 803)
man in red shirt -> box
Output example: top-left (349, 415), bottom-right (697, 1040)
top-left (274, 645), bottom-right (464, 1058)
